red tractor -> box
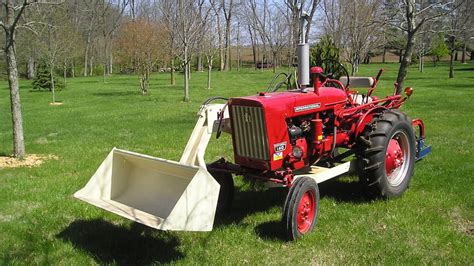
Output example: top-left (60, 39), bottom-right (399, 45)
top-left (207, 61), bottom-right (431, 240)
top-left (74, 15), bottom-right (431, 241)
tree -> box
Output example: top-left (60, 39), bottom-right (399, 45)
top-left (221, 0), bottom-right (235, 71)
top-left (0, 0), bottom-right (37, 158)
top-left (97, 0), bottom-right (129, 81)
top-left (321, 0), bottom-right (384, 75)
top-left (32, 59), bottom-right (64, 91)
top-left (310, 35), bottom-right (341, 67)
top-left (115, 19), bottom-right (168, 94)
top-left (35, 4), bottom-right (76, 103)
top-left (386, 0), bottom-right (461, 94)
top-left (446, 0), bottom-right (472, 78)
top-left (429, 33), bottom-right (449, 67)
top-left (248, 0), bottom-right (289, 73)
top-left (203, 13), bottom-right (219, 89)
top-left (161, 0), bottom-right (208, 102)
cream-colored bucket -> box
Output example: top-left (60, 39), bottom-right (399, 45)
top-left (74, 148), bottom-right (220, 231)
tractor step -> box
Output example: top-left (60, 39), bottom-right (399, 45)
top-left (294, 161), bottom-right (353, 184)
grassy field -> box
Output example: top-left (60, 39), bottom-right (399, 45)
top-left (0, 62), bottom-right (473, 264)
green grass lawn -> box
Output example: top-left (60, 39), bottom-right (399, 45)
top-left (0, 62), bottom-right (473, 264)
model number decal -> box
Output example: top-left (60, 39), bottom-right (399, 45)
top-left (274, 142), bottom-right (287, 152)
top-left (294, 103), bottom-right (321, 112)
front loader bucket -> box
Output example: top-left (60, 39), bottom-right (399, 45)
top-left (74, 148), bottom-right (220, 231)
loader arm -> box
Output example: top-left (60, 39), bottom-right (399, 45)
top-left (180, 104), bottom-right (229, 167)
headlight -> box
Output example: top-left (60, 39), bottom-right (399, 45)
top-left (292, 145), bottom-right (304, 159)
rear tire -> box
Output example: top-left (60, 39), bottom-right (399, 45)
top-left (282, 176), bottom-right (319, 240)
top-left (356, 109), bottom-right (416, 198)
top-left (209, 171), bottom-right (234, 215)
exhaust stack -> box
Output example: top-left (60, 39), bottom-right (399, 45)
top-left (297, 12), bottom-right (310, 87)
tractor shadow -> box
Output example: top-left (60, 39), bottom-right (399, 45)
top-left (318, 175), bottom-right (373, 203)
top-left (214, 187), bottom-right (289, 242)
top-left (214, 187), bottom-right (287, 227)
top-left (230, 176), bottom-right (373, 241)
top-left (56, 219), bottom-right (183, 265)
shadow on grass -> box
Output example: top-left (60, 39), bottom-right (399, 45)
top-left (254, 221), bottom-right (287, 241)
top-left (57, 219), bottom-right (183, 265)
top-left (214, 187), bottom-right (287, 227)
top-left (214, 187), bottom-right (289, 242)
top-left (319, 176), bottom-right (373, 204)
top-left (92, 91), bottom-right (140, 97)
top-left (455, 67), bottom-right (474, 71)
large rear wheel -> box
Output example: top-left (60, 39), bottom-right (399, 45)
top-left (357, 109), bottom-right (416, 198)
top-left (282, 176), bottom-right (319, 240)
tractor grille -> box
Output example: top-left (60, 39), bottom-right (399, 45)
top-left (231, 105), bottom-right (270, 160)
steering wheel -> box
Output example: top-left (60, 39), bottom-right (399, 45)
top-left (319, 59), bottom-right (350, 89)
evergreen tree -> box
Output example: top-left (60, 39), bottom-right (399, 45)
top-left (32, 60), bottom-right (64, 91)
top-left (310, 35), bottom-right (341, 67)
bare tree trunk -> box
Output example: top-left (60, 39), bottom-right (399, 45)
top-left (170, 58), bottom-right (176, 85)
top-left (63, 58), bottom-right (67, 85)
top-left (89, 56), bottom-right (94, 76)
top-left (196, 55), bottom-right (203, 71)
top-left (109, 52), bottom-right (113, 74)
top-left (382, 47), bottom-right (386, 63)
top-left (223, 0), bottom-right (233, 71)
top-left (5, 39), bottom-right (25, 158)
top-left (71, 60), bottom-right (75, 77)
top-left (84, 32), bottom-right (91, 77)
top-left (449, 51), bottom-right (455, 78)
top-left (236, 23), bottom-right (240, 71)
top-left (207, 60), bottom-right (212, 89)
top-left (27, 57), bottom-right (35, 79)
top-left (50, 65), bottom-right (56, 103)
top-left (216, 14), bottom-right (224, 71)
top-left (396, 34), bottom-right (415, 93)
top-left (103, 38), bottom-right (107, 82)
top-left (248, 25), bottom-right (257, 69)
top-left (183, 43), bottom-right (190, 102)
top-left (419, 55), bottom-right (424, 72)
top-left (103, 63), bottom-right (106, 82)
top-left (272, 51), bottom-right (277, 73)
top-left (461, 42), bottom-right (466, 63)
top-left (395, 0), bottom-right (419, 94)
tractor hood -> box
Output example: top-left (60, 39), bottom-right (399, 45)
top-left (229, 87), bottom-right (347, 116)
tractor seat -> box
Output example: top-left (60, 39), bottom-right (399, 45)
top-left (339, 76), bottom-right (374, 88)
top-left (339, 76), bottom-right (376, 105)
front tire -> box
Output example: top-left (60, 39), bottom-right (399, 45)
top-left (357, 109), bottom-right (416, 198)
top-left (282, 176), bottom-right (320, 240)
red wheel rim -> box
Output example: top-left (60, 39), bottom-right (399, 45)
top-left (385, 138), bottom-right (404, 175)
top-left (385, 131), bottom-right (410, 186)
top-left (296, 190), bottom-right (316, 234)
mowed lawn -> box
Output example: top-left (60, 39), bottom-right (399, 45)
top-left (0, 62), bottom-right (473, 264)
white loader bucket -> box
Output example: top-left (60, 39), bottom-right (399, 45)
top-left (74, 148), bottom-right (220, 231)
top-left (74, 104), bottom-right (228, 232)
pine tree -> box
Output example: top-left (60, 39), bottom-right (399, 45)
top-left (32, 60), bottom-right (64, 91)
